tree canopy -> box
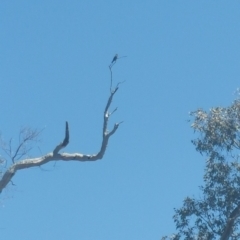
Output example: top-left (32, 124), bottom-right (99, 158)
top-left (163, 90), bottom-right (240, 240)
top-left (0, 60), bottom-right (122, 194)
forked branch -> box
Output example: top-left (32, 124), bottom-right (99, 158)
top-left (220, 204), bottom-right (240, 240)
top-left (0, 82), bottom-right (122, 194)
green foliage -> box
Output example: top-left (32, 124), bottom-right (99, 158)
top-left (163, 91), bottom-right (240, 240)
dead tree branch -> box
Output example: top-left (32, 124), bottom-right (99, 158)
top-left (108, 53), bottom-right (126, 92)
top-left (0, 84), bottom-right (122, 194)
top-left (0, 127), bottom-right (41, 163)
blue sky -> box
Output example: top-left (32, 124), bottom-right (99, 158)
top-left (0, 1), bottom-right (240, 239)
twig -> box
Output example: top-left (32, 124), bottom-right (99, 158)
top-left (0, 60), bottom-right (124, 194)
top-left (108, 54), bottom-right (127, 92)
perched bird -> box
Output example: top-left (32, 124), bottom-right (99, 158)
top-left (111, 54), bottom-right (118, 63)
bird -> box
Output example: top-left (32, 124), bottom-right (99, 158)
top-left (111, 54), bottom-right (118, 63)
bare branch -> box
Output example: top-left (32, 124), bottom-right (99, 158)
top-left (109, 107), bottom-right (118, 116)
top-left (53, 122), bottom-right (69, 154)
top-left (109, 65), bottom-right (114, 92)
top-left (0, 128), bottom-right (41, 163)
top-left (0, 83), bottom-right (122, 194)
top-left (108, 53), bottom-right (126, 92)
top-left (14, 128), bottom-right (41, 162)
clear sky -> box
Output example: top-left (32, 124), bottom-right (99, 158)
top-left (0, 1), bottom-right (240, 239)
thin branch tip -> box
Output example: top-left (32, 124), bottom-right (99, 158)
top-left (0, 59), bottom-right (125, 193)
top-left (115, 121), bottom-right (123, 128)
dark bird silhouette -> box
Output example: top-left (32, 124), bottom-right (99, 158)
top-left (111, 54), bottom-right (118, 63)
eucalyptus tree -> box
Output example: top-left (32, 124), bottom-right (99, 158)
top-left (163, 91), bottom-right (240, 240)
